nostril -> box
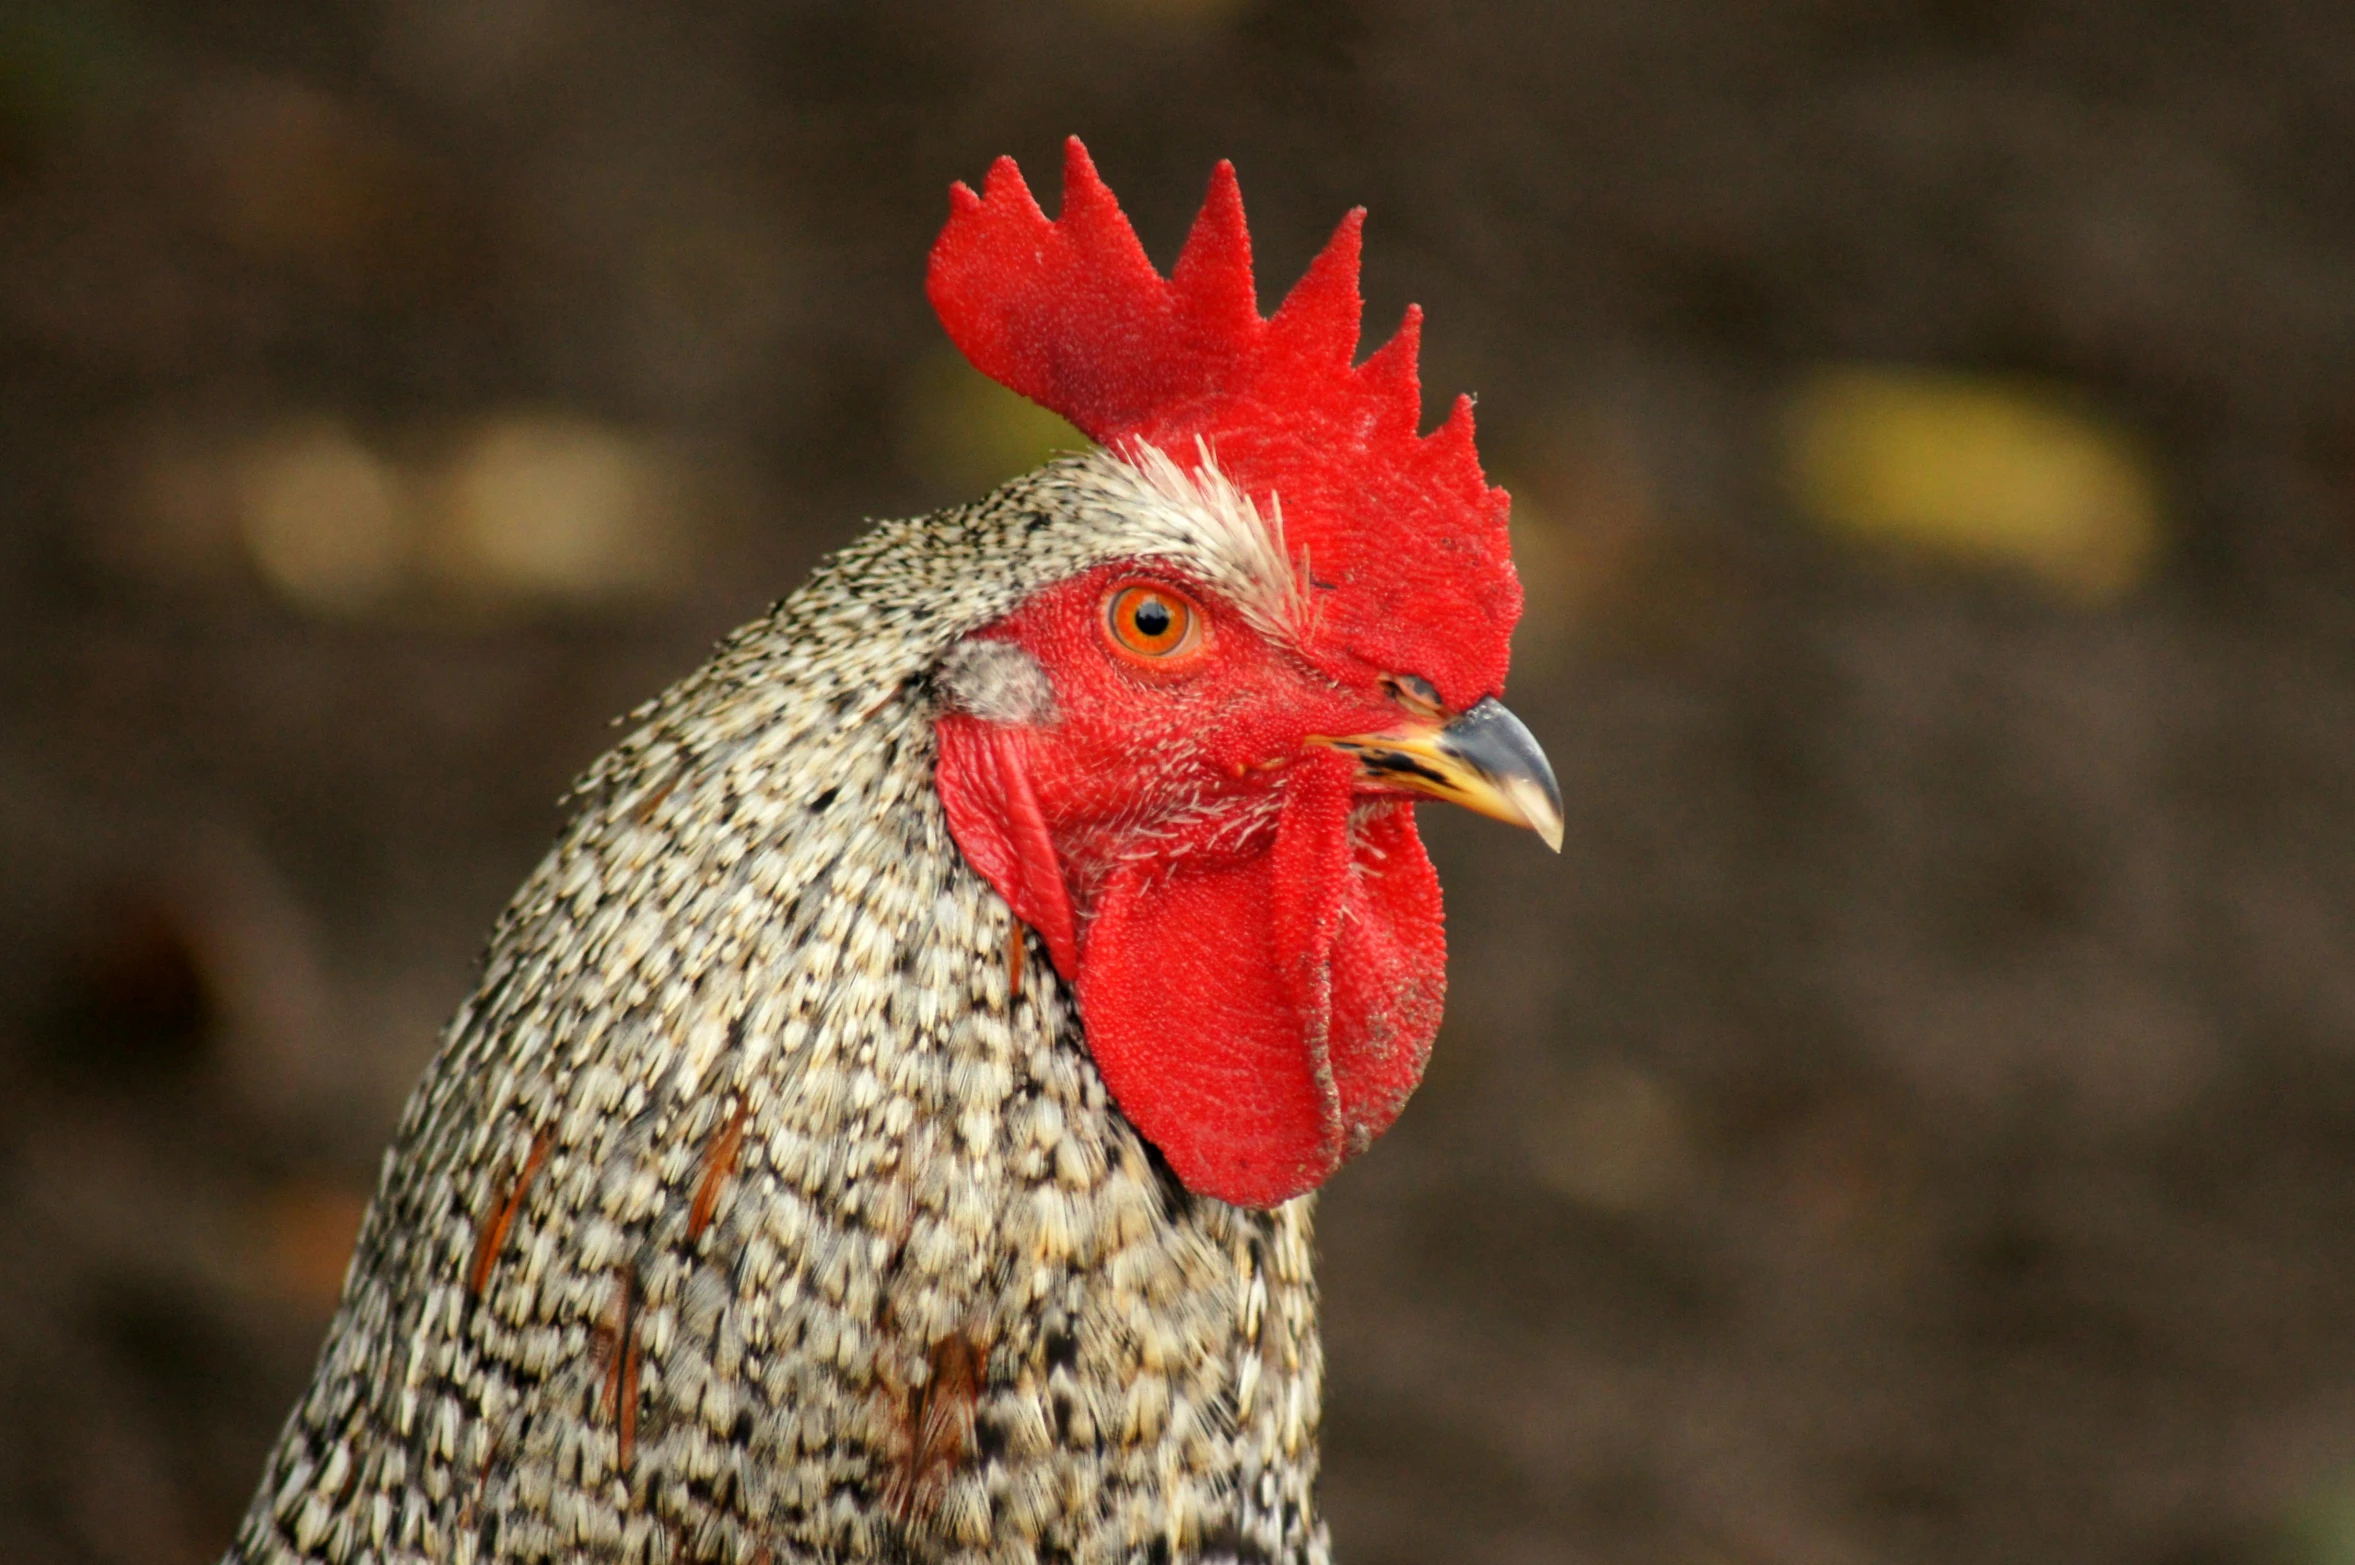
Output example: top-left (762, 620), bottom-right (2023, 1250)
top-left (1380, 672), bottom-right (1444, 718)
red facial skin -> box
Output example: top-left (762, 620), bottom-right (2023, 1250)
top-left (935, 562), bottom-right (1447, 1208)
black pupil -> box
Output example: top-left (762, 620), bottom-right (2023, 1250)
top-left (1132, 597), bottom-right (1173, 639)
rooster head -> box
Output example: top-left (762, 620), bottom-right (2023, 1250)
top-left (926, 139), bottom-right (1557, 1208)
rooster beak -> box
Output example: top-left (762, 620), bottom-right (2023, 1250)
top-left (1308, 697), bottom-right (1564, 853)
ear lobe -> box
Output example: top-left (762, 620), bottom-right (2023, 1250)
top-left (935, 715), bottom-right (1080, 975)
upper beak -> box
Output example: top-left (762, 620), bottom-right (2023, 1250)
top-left (1308, 696), bottom-right (1564, 853)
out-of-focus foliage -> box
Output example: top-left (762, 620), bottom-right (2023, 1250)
top-left (103, 412), bottom-right (695, 617)
top-left (433, 414), bottom-right (691, 608)
top-left (0, 0), bottom-right (136, 151)
top-left (902, 350), bottom-right (1087, 500)
top-left (7, 3), bottom-right (2355, 1564)
top-left (1785, 367), bottom-right (2162, 601)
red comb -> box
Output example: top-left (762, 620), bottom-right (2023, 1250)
top-left (928, 138), bottom-right (1519, 704)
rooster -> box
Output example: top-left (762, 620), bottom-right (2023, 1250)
top-left (228, 139), bottom-right (1559, 1565)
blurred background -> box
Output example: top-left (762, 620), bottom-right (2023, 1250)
top-left (4, 1), bottom-right (2355, 1561)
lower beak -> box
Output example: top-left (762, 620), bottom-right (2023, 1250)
top-left (1308, 697), bottom-right (1564, 853)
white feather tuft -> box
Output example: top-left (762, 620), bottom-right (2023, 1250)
top-left (1099, 439), bottom-right (1309, 637)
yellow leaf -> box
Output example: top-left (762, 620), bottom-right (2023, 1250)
top-left (1784, 367), bottom-right (2162, 602)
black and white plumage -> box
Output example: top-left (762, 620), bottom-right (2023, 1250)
top-left (230, 454), bottom-right (1332, 1565)
top-left (227, 135), bottom-right (1560, 1565)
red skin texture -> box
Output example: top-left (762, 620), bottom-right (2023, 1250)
top-left (936, 564), bottom-right (1447, 1208)
top-left (926, 143), bottom-right (1522, 1205)
top-left (928, 140), bottom-right (1521, 714)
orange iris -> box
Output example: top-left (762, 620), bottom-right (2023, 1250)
top-left (1103, 583), bottom-right (1201, 661)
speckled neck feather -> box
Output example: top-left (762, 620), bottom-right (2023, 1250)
top-left (229, 455), bottom-right (1331, 1564)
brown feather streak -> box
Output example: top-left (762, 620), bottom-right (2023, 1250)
top-left (886, 1333), bottom-right (982, 1523)
top-left (600, 1266), bottom-right (642, 1475)
top-left (629, 771), bottom-right (681, 826)
top-left (688, 1101), bottom-right (749, 1242)
top-left (467, 1127), bottom-right (552, 1298)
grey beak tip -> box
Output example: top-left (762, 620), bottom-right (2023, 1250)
top-left (1455, 697), bottom-right (1565, 851)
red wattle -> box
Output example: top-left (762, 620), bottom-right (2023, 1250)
top-left (938, 725), bottom-right (1448, 1208)
top-left (1319, 798), bottom-right (1446, 1157)
top-left (1074, 752), bottom-right (1446, 1208)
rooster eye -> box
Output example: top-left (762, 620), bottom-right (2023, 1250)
top-left (1104, 583), bottom-right (1202, 661)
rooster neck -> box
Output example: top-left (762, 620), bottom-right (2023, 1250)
top-left (231, 469), bottom-right (1336, 1563)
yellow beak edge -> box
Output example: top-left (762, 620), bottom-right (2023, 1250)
top-left (1308, 697), bottom-right (1564, 853)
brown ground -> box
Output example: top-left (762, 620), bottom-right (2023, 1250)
top-left (7, 3), bottom-right (2355, 1562)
